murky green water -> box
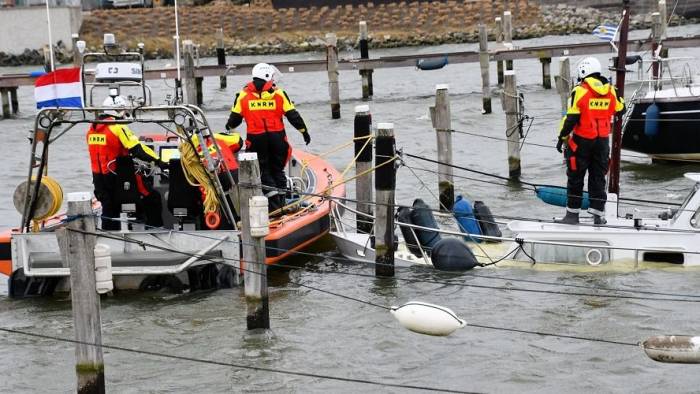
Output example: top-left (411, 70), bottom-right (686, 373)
top-left (2, 25), bottom-right (700, 392)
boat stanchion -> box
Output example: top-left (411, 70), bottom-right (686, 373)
top-left (432, 84), bottom-right (454, 211)
top-left (239, 153), bottom-right (270, 330)
top-left (375, 123), bottom-right (396, 277)
top-left (326, 33), bottom-right (341, 119)
top-left (56, 192), bottom-right (105, 394)
top-left (354, 105), bottom-right (373, 234)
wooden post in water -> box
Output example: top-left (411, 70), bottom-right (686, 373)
top-left (216, 28), bottom-right (227, 89)
top-left (354, 105), bottom-right (373, 234)
top-left (56, 192), bottom-right (105, 394)
top-left (374, 123), bottom-right (395, 277)
top-left (651, 11), bottom-right (662, 85)
top-left (195, 77), bottom-right (204, 106)
top-left (433, 85), bottom-right (454, 211)
top-left (555, 57), bottom-right (571, 114)
top-left (503, 11), bottom-right (513, 71)
top-left (359, 21), bottom-right (374, 100)
top-left (42, 45), bottom-right (52, 73)
top-left (326, 33), bottom-right (341, 119)
top-left (71, 33), bottom-right (81, 68)
top-left (182, 40), bottom-right (197, 105)
top-left (0, 89), bottom-right (9, 119)
top-left (503, 70), bottom-right (521, 178)
top-left (540, 57), bottom-right (552, 89)
top-left (10, 87), bottom-right (18, 114)
top-left (495, 16), bottom-right (504, 85)
top-left (239, 153), bottom-right (269, 330)
top-left (659, 0), bottom-right (669, 61)
top-left (478, 24), bottom-right (492, 114)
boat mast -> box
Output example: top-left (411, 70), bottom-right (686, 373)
top-left (607, 0), bottom-right (631, 196)
top-left (174, 0), bottom-right (183, 103)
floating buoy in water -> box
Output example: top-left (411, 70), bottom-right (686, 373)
top-left (416, 56), bottom-right (448, 70)
top-left (642, 335), bottom-right (700, 363)
top-left (644, 102), bottom-right (660, 137)
top-left (390, 301), bottom-right (466, 336)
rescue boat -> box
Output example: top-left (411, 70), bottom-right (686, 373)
top-left (0, 38), bottom-right (344, 297)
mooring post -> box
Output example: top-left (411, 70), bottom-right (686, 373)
top-left (503, 70), bottom-right (521, 178)
top-left (326, 33), bottom-right (341, 119)
top-left (10, 87), bottom-right (18, 114)
top-left (478, 24), bottom-right (492, 114)
top-left (56, 192), bottom-right (105, 394)
top-left (42, 45), bottom-right (52, 73)
top-left (239, 153), bottom-right (269, 330)
top-left (359, 21), bottom-right (374, 100)
top-left (495, 16), bottom-right (504, 85)
top-left (659, 0), bottom-right (669, 60)
top-left (503, 11), bottom-right (513, 71)
top-left (375, 123), bottom-right (396, 277)
top-left (195, 77), bottom-right (204, 106)
top-left (354, 105), bottom-right (373, 234)
top-left (0, 89), bottom-right (9, 119)
top-left (216, 28), bottom-right (227, 89)
top-left (540, 57), bottom-right (552, 89)
top-left (555, 57), bottom-right (571, 115)
top-left (433, 84), bottom-right (454, 211)
top-left (182, 40), bottom-right (197, 105)
top-left (71, 33), bottom-right (81, 67)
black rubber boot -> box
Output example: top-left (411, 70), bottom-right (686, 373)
top-left (593, 214), bottom-right (607, 225)
top-left (555, 211), bottom-right (579, 224)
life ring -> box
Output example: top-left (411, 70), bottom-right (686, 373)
top-left (586, 248), bottom-right (603, 266)
top-left (205, 211), bottom-right (221, 229)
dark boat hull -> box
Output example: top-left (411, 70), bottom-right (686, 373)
top-left (621, 96), bottom-right (700, 162)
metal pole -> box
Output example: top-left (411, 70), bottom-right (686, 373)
top-left (608, 0), bottom-right (631, 196)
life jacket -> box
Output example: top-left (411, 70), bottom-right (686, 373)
top-left (86, 122), bottom-right (129, 175)
top-left (192, 133), bottom-right (242, 171)
top-left (572, 77), bottom-right (619, 139)
top-left (234, 81), bottom-right (292, 134)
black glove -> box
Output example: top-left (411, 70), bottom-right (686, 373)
top-left (556, 136), bottom-right (567, 153)
top-left (302, 131), bottom-right (311, 145)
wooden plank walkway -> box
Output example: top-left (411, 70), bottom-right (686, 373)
top-left (1, 35), bottom-right (699, 88)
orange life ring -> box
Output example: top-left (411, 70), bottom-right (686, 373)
top-left (205, 211), bottom-right (221, 229)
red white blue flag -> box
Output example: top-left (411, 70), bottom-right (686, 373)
top-left (34, 67), bottom-right (83, 109)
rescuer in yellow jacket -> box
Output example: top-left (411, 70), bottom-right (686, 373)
top-left (555, 57), bottom-right (625, 225)
top-left (225, 63), bottom-right (310, 212)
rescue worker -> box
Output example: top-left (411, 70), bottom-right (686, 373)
top-left (87, 95), bottom-right (168, 230)
top-left (555, 57), bottom-right (625, 225)
top-left (192, 131), bottom-right (243, 185)
top-left (225, 63), bottom-right (310, 212)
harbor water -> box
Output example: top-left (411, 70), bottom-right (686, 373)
top-left (2, 26), bottom-right (700, 392)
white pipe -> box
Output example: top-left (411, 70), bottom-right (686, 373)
top-left (174, 0), bottom-right (181, 81)
top-left (45, 0), bottom-right (55, 72)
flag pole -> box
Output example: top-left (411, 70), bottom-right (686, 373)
top-left (45, 0), bottom-right (55, 72)
top-left (608, 0), bottom-right (631, 196)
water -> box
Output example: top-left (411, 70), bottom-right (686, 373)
top-left (2, 25), bottom-right (700, 392)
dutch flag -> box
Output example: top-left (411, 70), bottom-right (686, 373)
top-left (34, 67), bottom-right (83, 109)
top-left (592, 24), bottom-right (618, 42)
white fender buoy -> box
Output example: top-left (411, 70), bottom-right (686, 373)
top-left (390, 301), bottom-right (466, 336)
top-left (642, 335), bottom-right (700, 363)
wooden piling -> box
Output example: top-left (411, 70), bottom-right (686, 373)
top-left (326, 33), bottom-right (341, 119)
top-left (239, 153), bottom-right (269, 330)
top-left (478, 24), bottom-right (492, 114)
top-left (182, 40), bottom-right (197, 105)
top-left (216, 28), bottom-right (227, 89)
top-left (495, 16), bottom-right (504, 84)
top-left (9, 87), bottom-right (18, 114)
top-left (56, 192), bottom-right (105, 394)
top-left (42, 45), bottom-right (52, 73)
top-left (555, 57), bottom-right (571, 114)
top-left (195, 77), bottom-right (204, 106)
top-left (359, 21), bottom-right (374, 100)
top-left (71, 33), bottom-right (81, 68)
top-left (503, 11), bottom-right (513, 71)
top-left (0, 89), bottom-right (9, 119)
top-left (354, 105), bottom-right (373, 234)
top-left (434, 85), bottom-right (454, 211)
top-left (659, 0), bottom-right (669, 60)
top-left (540, 57), bottom-right (552, 89)
top-left (504, 70), bottom-right (521, 178)
top-left (651, 12), bottom-right (662, 86)
top-left (374, 123), bottom-right (396, 277)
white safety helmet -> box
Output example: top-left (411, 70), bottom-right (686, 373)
top-left (577, 57), bottom-right (602, 81)
top-left (102, 95), bottom-right (128, 118)
top-left (252, 62), bottom-right (281, 83)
